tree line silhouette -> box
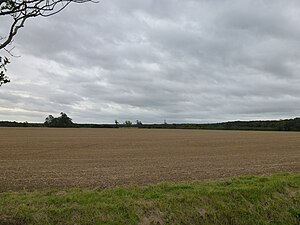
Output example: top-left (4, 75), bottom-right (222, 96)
top-left (1, 114), bottom-right (300, 131)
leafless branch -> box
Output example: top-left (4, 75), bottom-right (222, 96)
top-left (0, 0), bottom-right (96, 86)
top-left (0, 0), bottom-right (95, 50)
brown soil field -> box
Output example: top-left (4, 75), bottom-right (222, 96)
top-left (0, 128), bottom-right (299, 191)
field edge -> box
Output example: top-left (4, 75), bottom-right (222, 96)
top-left (0, 172), bottom-right (299, 225)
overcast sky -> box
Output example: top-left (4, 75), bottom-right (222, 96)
top-left (1, 0), bottom-right (300, 123)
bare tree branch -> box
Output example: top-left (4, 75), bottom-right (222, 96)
top-left (0, 0), bottom-right (95, 50)
top-left (0, 0), bottom-right (96, 86)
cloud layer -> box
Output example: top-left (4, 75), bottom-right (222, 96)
top-left (1, 0), bottom-right (300, 123)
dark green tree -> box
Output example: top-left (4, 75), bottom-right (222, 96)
top-left (114, 120), bottom-right (119, 128)
top-left (44, 115), bottom-right (54, 124)
top-left (44, 112), bottom-right (74, 127)
top-left (136, 120), bottom-right (142, 128)
top-left (58, 112), bottom-right (74, 127)
top-left (124, 120), bottom-right (132, 127)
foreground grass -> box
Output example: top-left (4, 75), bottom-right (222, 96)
top-left (0, 173), bottom-right (299, 225)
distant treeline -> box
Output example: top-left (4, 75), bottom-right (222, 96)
top-left (0, 121), bottom-right (117, 128)
top-left (1, 117), bottom-right (300, 131)
top-left (0, 121), bottom-right (43, 127)
top-left (141, 117), bottom-right (300, 131)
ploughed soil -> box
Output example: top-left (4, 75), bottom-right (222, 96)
top-left (0, 128), bottom-right (299, 191)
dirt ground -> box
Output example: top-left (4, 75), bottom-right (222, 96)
top-left (0, 128), bottom-right (299, 191)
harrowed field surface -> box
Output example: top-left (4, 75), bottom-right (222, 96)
top-left (0, 128), bottom-right (299, 191)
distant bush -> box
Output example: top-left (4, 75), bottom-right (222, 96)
top-left (123, 120), bottom-right (132, 127)
top-left (44, 112), bottom-right (74, 128)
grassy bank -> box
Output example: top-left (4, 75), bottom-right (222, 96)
top-left (0, 173), bottom-right (299, 225)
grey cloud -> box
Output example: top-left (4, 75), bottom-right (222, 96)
top-left (1, 0), bottom-right (300, 123)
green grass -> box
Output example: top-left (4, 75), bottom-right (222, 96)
top-left (0, 173), bottom-right (299, 225)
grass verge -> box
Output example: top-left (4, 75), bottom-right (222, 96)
top-left (0, 173), bottom-right (299, 225)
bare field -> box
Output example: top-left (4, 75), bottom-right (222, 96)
top-left (0, 128), bottom-right (299, 191)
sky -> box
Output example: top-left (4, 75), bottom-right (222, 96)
top-left (1, 0), bottom-right (300, 124)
